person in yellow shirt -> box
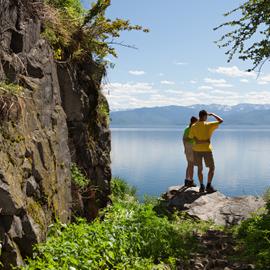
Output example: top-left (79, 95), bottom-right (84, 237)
top-left (189, 110), bottom-right (223, 193)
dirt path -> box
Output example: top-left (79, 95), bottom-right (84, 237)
top-left (179, 230), bottom-right (254, 270)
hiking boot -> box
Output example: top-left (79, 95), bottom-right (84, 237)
top-left (184, 179), bottom-right (196, 187)
top-left (199, 184), bottom-right (205, 193)
top-left (206, 184), bottom-right (217, 193)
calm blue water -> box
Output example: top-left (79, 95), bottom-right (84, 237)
top-left (111, 127), bottom-right (270, 198)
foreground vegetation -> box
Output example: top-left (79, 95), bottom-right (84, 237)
top-left (235, 190), bottom-right (270, 270)
top-left (22, 178), bottom-right (212, 269)
top-left (22, 177), bottom-right (270, 269)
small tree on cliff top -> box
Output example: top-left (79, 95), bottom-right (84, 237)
top-left (43, 0), bottom-right (149, 62)
top-left (215, 0), bottom-right (270, 71)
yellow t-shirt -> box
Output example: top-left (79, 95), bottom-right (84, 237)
top-left (189, 121), bottom-right (220, 152)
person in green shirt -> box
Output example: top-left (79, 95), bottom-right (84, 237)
top-left (183, 116), bottom-right (198, 187)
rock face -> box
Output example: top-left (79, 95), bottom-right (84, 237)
top-left (0, 0), bottom-right (111, 268)
top-left (58, 61), bottom-right (111, 218)
top-left (164, 186), bottom-right (265, 226)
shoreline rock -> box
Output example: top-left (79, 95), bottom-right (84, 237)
top-left (163, 186), bottom-right (265, 226)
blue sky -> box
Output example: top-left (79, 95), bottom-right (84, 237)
top-left (82, 0), bottom-right (270, 110)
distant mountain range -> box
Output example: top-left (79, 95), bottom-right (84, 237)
top-left (110, 104), bottom-right (270, 126)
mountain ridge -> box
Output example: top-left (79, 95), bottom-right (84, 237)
top-left (111, 104), bottom-right (270, 126)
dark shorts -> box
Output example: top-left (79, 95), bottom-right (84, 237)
top-left (193, 151), bottom-right (215, 169)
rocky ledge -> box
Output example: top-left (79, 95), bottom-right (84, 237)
top-left (162, 186), bottom-right (265, 226)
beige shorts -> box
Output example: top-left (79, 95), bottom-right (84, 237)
top-left (193, 151), bottom-right (215, 169)
top-left (184, 143), bottom-right (194, 163)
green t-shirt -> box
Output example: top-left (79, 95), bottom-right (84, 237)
top-left (183, 127), bottom-right (195, 145)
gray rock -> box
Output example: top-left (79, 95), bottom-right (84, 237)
top-left (0, 0), bottom-right (111, 268)
top-left (23, 177), bottom-right (40, 198)
top-left (58, 61), bottom-right (111, 218)
top-left (6, 216), bottom-right (23, 240)
top-left (164, 186), bottom-right (265, 226)
top-left (0, 180), bottom-right (18, 215)
top-left (0, 234), bottom-right (24, 269)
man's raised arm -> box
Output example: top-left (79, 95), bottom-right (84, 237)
top-left (208, 113), bottom-right (224, 123)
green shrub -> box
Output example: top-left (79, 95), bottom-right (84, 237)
top-left (237, 214), bottom-right (270, 269)
top-left (22, 179), bottom-right (212, 270)
top-left (97, 101), bottom-right (110, 126)
top-left (45, 0), bottom-right (84, 17)
top-left (236, 190), bottom-right (270, 270)
top-left (42, 0), bottom-right (148, 62)
top-left (111, 177), bottom-right (137, 201)
top-left (263, 188), bottom-right (270, 210)
top-left (71, 163), bottom-right (89, 189)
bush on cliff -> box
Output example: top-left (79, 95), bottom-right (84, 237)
top-left (22, 178), bottom-right (211, 270)
top-left (42, 0), bottom-right (148, 62)
top-left (71, 163), bottom-right (89, 189)
top-left (45, 0), bottom-right (84, 17)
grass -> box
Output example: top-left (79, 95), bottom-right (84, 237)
top-left (22, 178), bottom-right (213, 269)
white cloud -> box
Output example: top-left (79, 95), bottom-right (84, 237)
top-left (158, 73), bottom-right (164, 76)
top-left (128, 70), bottom-right (146, 76)
top-left (103, 81), bottom-right (270, 111)
top-left (164, 89), bottom-right (184, 95)
top-left (258, 74), bottom-right (270, 85)
top-left (174, 61), bottom-right (188, 65)
top-left (258, 81), bottom-right (268, 85)
top-left (204, 78), bottom-right (226, 84)
top-left (160, 80), bottom-right (175, 85)
top-left (190, 80), bottom-right (197, 84)
top-left (208, 66), bottom-right (256, 78)
top-left (198, 85), bottom-right (214, 90)
top-left (102, 82), bottom-right (155, 95)
top-left (240, 79), bottom-right (249, 83)
top-left (204, 78), bottom-right (233, 88)
top-left (214, 83), bottom-right (233, 88)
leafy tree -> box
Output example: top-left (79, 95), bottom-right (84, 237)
top-left (43, 0), bottom-right (149, 63)
top-left (215, 0), bottom-right (270, 71)
top-left (45, 0), bottom-right (84, 17)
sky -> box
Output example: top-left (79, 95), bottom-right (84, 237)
top-left (81, 0), bottom-right (270, 111)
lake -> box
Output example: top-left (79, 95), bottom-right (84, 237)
top-left (111, 127), bottom-right (270, 198)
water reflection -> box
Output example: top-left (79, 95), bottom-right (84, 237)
top-left (111, 128), bottom-right (270, 198)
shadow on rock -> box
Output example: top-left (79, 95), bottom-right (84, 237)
top-left (160, 185), bottom-right (265, 226)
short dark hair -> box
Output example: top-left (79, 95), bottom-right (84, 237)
top-left (199, 110), bottom-right (207, 119)
top-left (189, 116), bottom-right (198, 127)
top-left (190, 116), bottom-right (198, 124)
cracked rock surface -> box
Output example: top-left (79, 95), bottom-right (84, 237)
top-left (163, 186), bottom-right (265, 226)
top-left (0, 1), bottom-right (111, 269)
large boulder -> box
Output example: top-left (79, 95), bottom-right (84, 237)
top-left (163, 186), bottom-right (265, 226)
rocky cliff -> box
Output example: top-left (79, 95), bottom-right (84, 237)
top-left (0, 0), bottom-right (111, 269)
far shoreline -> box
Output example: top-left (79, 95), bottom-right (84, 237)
top-left (110, 125), bottom-right (270, 131)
